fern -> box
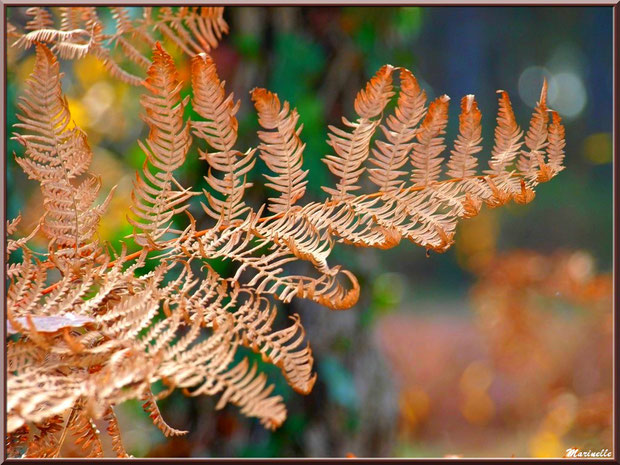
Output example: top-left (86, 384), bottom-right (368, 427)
top-left (323, 65), bottom-right (395, 200)
top-left (252, 88), bottom-right (309, 214)
top-left (7, 7), bottom-right (566, 458)
top-left (191, 53), bottom-right (256, 224)
top-left (13, 43), bottom-right (113, 261)
top-left (129, 42), bottom-right (193, 246)
top-left (10, 6), bottom-right (228, 86)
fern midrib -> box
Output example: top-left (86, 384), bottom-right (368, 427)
top-left (273, 115), bottom-right (296, 211)
top-left (379, 108), bottom-right (422, 192)
top-left (39, 170), bottom-right (517, 297)
top-left (44, 77), bottom-right (82, 252)
top-left (336, 117), bottom-right (373, 199)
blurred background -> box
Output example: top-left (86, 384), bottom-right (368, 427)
top-left (6, 6), bottom-right (613, 458)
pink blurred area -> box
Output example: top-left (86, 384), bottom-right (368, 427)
top-left (375, 250), bottom-right (612, 458)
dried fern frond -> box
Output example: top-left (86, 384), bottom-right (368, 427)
top-left (13, 28), bottom-right (91, 51)
top-left (6, 424), bottom-right (30, 458)
top-left (59, 6), bottom-right (99, 31)
top-left (24, 415), bottom-right (64, 458)
top-left (155, 7), bottom-right (228, 56)
top-left (129, 43), bottom-right (194, 246)
top-left (410, 94), bottom-right (450, 187)
top-left (191, 52), bottom-right (256, 224)
top-left (104, 406), bottom-right (129, 458)
top-left (13, 43), bottom-right (113, 260)
top-left (8, 21), bottom-right (566, 457)
top-left (9, 6), bottom-right (229, 86)
top-left (323, 65), bottom-right (395, 200)
top-left (546, 111), bottom-right (566, 174)
top-left (24, 7), bottom-right (54, 31)
top-left (67, 400), bottom-right (104, 458)
top-left (486, 90), bottom-right (524, 175)
top-left (252, 88), bottom-right (309, 213)
top-left (447, 95), bottom-right (482, 179)
top-left (517, 79), bottom-right (549, 180)
top-left (233, 294), bottom-right (316, 394)
top-left (368, 68), bottom-right (427, 193)
top-left (141, 390), bottom-right (188, 437)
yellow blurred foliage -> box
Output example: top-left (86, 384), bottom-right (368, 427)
top-left (459, 360), bottom-right (493, 393)
top-left (399, 387), bottom-right (430, 433)
top-left (583, 133), bottom-right (612, 165)
top-left (455, 210), bottom-right (499, 273)
top-left (528, 430), bottom-right (563, 458)
top-left (74, 55), bottom-right (108, 88)
top-left (459, 391), bottom-right (495, 426)
top-left (66, 97), bottom-right (91, 132)
top-left (460, 361), bottom-right (496, 427)
top-left (90, 148), bottom-right (134, 242)
top-left (16, 54), bottom-right (36, 87)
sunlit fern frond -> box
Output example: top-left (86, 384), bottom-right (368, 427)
top-left (9, 6), bottom-right (228, 87)
top-left (129, 43), bottom-right (194, 246)
top-left (7, 21), bottom-right (566, 457)
top-left (323, 65), bottom-right (395, 201)
top-left (12, 43), bottom-right (113, 260)
top-left (191, 52), bottom-right (256, 224)
top-left (252, 88), bottom-right (309, 213)
top-left (155, 7), bottom-right (228, 56)
top-left (13, 28), bottom-right (91, 51)
top-left (447, 95), bottom-right (483, 179)
top-left (367, 68), bottom-right (427, 193)
top-left (517, 79), bottom-right (549, 180)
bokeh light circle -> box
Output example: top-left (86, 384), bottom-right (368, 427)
top-left (548, 72), bottom-right (587, 119)
top-left (518, 66), bottom-right (558, 108)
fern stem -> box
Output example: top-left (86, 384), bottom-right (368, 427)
top-left (52, 403), bottom-right (78, 458)
top-left (39, 172), bottom-right (512, 297)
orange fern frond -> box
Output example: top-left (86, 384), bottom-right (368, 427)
top-left (191, 52), bottom-right (255, 223)
top-left (13, 43), bottom-right (113, 259)
top-left (252, 88), bottom-right (309, 213)
top-left (59, 6), bottom-right (98, 31)
top-left (410, 94), bottom-right (450, 187)
top-left (67, 402), bottom-right (104, 458)
top-left (141, 390), bottom-right (188, 437)
top-left (368, 68), bottom-right (427, 192)
top-left (323, 65), bottom-right (395, 200)
top-left (228, 288), bottom-right (316, 394)
top-left (7, 214), bottom-right (21, 236)
top-left (24, 415), bottom-right (64, 458)
top-left (129, 43), bottom-right (193, 246)
top-left (10, 7), bottom-right (228, 88)
top-left (517, 79), bottom-right (549, 179)
top-left (155, 7), bottom-right (228, 56)
top-left (25, 7), bottom-right (54, 31)
top-left (546, 110), bottom-right (566, 173)
top-left (447, 95), bottom-right (482, 179)
top-left (7, 13), bottom-right (568, 456)
top-left (486, 90), bottom-right (524, 175)
top-left (6, 424), bottom-right (30, 458)
top-left (104, 407), bottom-right (129, 458)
